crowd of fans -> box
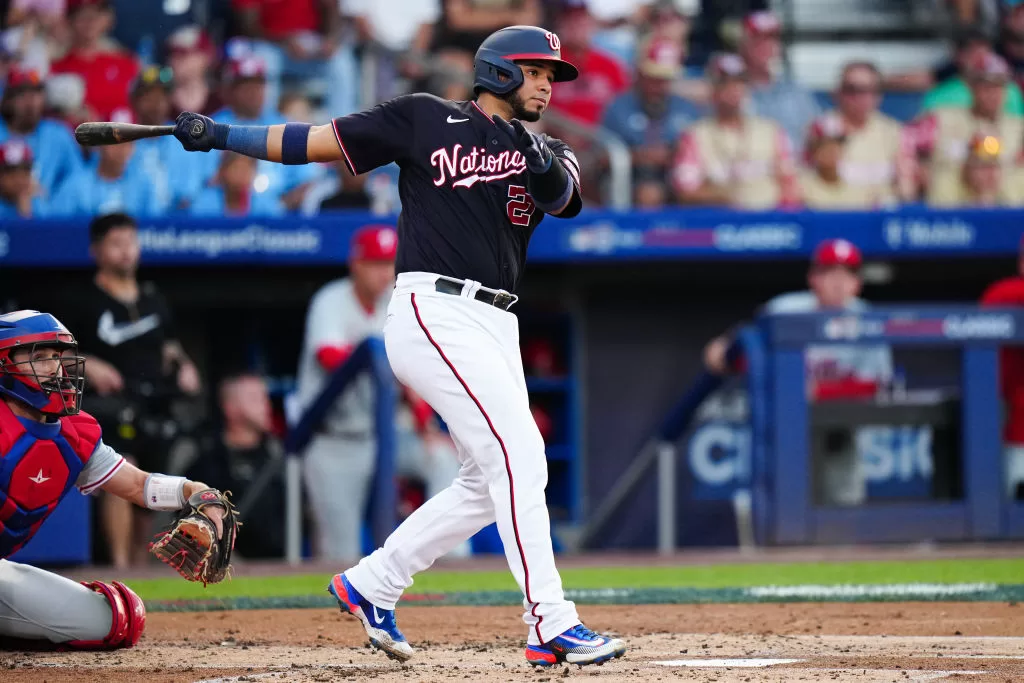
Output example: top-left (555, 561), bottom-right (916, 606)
top-left (2, 0), bottom-right (1024, 218)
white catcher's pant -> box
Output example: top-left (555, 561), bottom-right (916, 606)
top-left (345, 273), bottom-right (579, 645)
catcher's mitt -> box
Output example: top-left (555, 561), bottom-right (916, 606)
top-left (149, 488), bottom-right (239, 586)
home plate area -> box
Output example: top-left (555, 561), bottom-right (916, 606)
top-left (3, 603), bottom-right (1024, 682)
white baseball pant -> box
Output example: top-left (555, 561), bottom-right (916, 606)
top-left (344, 272), bottom-right (579, 645)
top-left (0, 559), bottom-right (112, 643)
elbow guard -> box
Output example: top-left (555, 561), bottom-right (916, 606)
top-left (527, 156), bottom-right (573, 213)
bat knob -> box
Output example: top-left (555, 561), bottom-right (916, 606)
top-left (189, 120), bottom-right (206, 138)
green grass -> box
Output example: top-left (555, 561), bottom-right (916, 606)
top-left (125, 558), bottom-right (1024, 602)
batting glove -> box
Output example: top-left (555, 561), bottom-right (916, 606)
top-left (173, 111), bottom-right (220, 153)
top-left (492, 115), bottom-right (553, 174)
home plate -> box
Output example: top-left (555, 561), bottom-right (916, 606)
top-left (653, 658), bottom-right (805, 668)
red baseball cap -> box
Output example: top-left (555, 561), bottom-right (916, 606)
top-left (350, 225), bottom-right (398, 261)
top-left (637, 36), bottom-right (684, 79)
top-left (967, 51), bottom-right (1011, 82)
top-left (224, 55), bottom-right (267, 84)
top-left (743, 11), bottom-right (781, 38)
top-left (166, 26), bottom-right (215, 58)
top-left (813, 239), bottom-right (862, 269)
top-left (5, 67), bottom-right (43, 92)
top-left (0, 140), bottom-right (33, 168)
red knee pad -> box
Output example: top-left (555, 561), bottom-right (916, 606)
top-left (66, 580), bottom-right (146, 650)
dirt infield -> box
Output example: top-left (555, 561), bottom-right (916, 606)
top-left (4, 602), bottom-right (1024, 682)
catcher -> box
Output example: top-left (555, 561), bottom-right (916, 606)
top-left (0, 310), bottom-right (238, 649)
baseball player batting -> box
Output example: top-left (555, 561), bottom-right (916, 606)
top-left (170, 24), bottom-right (625, 668)
top-left (0, 310), bottom-right (238, 648)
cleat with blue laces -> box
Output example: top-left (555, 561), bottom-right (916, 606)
top-left (525, 624), bottom-right (626, 667)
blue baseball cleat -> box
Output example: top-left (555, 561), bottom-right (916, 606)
top-left (328, 573), bottom-right (414, 662)
top-left (525, 624), bottom-right (627, 667)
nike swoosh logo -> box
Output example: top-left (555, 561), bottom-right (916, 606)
top-left (373, 606), bottom-right (386, 625)
top-left (446, 115), bottom-right (469, 123)
top-left (97, 310), bottom-right (161, 347)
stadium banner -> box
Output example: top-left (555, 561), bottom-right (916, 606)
top-left (1, 206), bottom-right (1022, 266)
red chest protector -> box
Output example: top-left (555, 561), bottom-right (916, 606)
top-left (0, 401), bottom-right (101, 558)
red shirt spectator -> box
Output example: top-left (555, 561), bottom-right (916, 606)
top-left (50, 0), bottom-right (139, 120)
top-left (232, 0), bottom-right (321, 41)
top-left (548, 2), bottom-right (629, 126)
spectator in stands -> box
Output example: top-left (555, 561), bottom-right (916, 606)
top-left (166, 26), bottom-right (220, 116)
top-left (431, 0), bottom-right (540, 71)
top-left (672, 53), bottom-right (798, 210)
top-left (0, 67), bottom-right (82, 200)
top-left (3, 0), bottom-right (65, 76)
top-left (547, 0), bottom-right (630, 127)
top-left (347, 0), bottom-right (440, 101)
top-left (186, 373), bottom-right (286, 558)
top-left (59, 212), bottom-right (200, 567)
top-left (191, 151), bottom-right (284, 217)
top-left (0, 139), bottom-right (43, 217)
top-left (738, 10), bottom-right (821, 153)
top-left (704, 239), bottom-right (891, 506)
top-left (131, 65), bottom-right (203, 213)
top-left (800, 120), bottom-right (887, 210)
top-left (50, 107), bottom-right (159, 216)
top-left (232, 0), bottom-right (358, 120)
top-left (806, 62), bottom-right (908, 204)
top-left (903, 52), bottom-right (1023, 203)
top-left (887, 26), bottom-right (1024, 115)
top-left (296, 225), bottom-right (465, 560)
top-left (922, 28), bottom-right (1024, 113)
top-left (201, 55), bottom-right (319, 214)
top-left (602, 35), bottom-right (702, 207)
top-left (928, 132), bottom-right (1024, 207)
top-left (980, 236), bottom-right (1024, 501)
top-left (306, 158), bottom-right (398, 215)
top-left (50, 0), bottom-right (139, 120)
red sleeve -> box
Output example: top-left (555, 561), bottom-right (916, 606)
top-left (316, 344), bottom-right (354, 371)
top-left (409, 396), bottom-right (434, 433)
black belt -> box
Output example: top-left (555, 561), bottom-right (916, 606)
top-left (434, 277), bottom-right (517, 310)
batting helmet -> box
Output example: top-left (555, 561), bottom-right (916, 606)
top-left (473, 25), bottom-right (579, 96)
top-left (0, 310), bottom-right (85, 416)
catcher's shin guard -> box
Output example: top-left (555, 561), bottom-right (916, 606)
top-left (66, 581), bottom-right (146, 650)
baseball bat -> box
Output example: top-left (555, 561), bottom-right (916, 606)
top-left (74, 122), bottom-right (175, 146)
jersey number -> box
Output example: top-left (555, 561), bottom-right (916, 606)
top-left (506, 185), bottom-right (536, 227)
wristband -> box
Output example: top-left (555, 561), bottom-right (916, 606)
top-left (281, 123), bottom-right (312, 165)
top-left (220, 125), bottom-right (270, 160)
top-left (144, 474), bottom-right (187, 510)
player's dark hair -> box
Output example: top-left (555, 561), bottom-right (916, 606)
top-left (88, 212), bottom-right (137, 244)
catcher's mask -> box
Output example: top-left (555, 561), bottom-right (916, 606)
top-left (0, 310), bottom-right (85, 417)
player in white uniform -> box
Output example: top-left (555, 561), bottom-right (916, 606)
top-left (296, 226), bottom-right (464, 560)
top-left (705, 239), bottom-right (893, 505)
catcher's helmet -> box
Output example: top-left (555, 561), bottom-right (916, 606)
top-left (473, 25), bottom-right (579, 96)
top-left (0, 310), bottom-right (85, 416)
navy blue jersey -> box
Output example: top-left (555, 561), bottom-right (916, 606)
top-left (331, 94), bottom-right (582, 292)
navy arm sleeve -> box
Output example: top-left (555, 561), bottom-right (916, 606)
top-left (330, 94), bottom-right (418, 174)
top-left (545, 138), bottom-right (583, 218)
